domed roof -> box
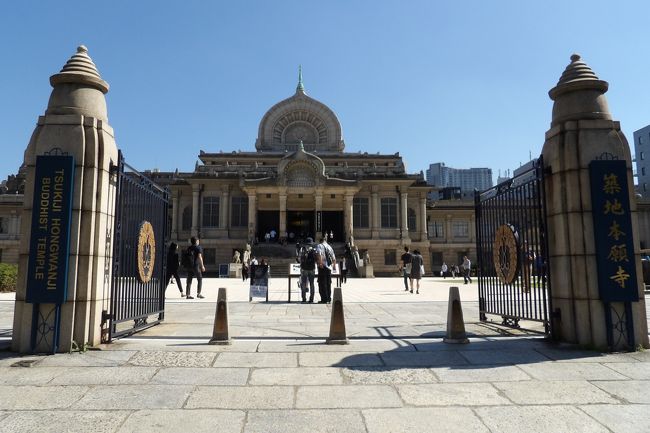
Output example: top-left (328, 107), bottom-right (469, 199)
top-left (255, 69), bottom-right (344, 153)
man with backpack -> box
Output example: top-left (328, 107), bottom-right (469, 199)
top-left (183, 236), bottom-right (205, 299)
top-left (316, 236), bottom-right (336, 304)
top-left (299, 238), bottom-right (317, 303)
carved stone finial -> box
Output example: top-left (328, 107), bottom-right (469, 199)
top-left (296, 65), bottom-right (305, 94)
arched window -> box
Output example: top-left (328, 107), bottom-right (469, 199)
top-left (182, 206), bottom-right (192, 231)
top-left (407, 208), bottom-right (417, 231)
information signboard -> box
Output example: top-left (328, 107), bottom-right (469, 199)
top-left (589, 160), bottom-right (639, 302)
top-left (26, 155), bottom-right (75, 304)
top-left (218, 264), bottom-right (229, 278)
top-left (249, 264), bottom-right (269, 299)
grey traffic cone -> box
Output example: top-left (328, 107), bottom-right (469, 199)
top-left (326, 287), bottom-right (349, 344)
top-left (209, 288), bottom-right (231, 345)
top-left (443, 286), bottom-right (469, 344)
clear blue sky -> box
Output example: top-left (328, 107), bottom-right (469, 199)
top-left (1, 1), bottom-right (649, 183)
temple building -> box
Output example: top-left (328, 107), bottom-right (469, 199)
top-left (153, 72), bottom-right (434, 274)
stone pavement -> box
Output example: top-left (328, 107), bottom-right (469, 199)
top-left (0, 277), bottom-right (648, 433)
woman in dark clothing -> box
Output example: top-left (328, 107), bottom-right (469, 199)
top-left (409, 250), bottom-right (424, 294)
top-left (166, 242), bottom-right (184, 297)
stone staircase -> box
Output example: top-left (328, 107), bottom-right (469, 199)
top-left (250, 242), bottom-right (349, 278)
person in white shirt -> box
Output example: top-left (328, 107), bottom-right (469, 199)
top-left (315, 236), bottom-right (336, 303)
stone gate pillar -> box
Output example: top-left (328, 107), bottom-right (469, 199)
top-left (542, 54), bottom-right (649, 350)
top-left (12, 46), bottom-right (118, 353)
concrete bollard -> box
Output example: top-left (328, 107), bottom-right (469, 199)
top-left (443, 286), bottom-right (469, 344)
top-left (326, 287), bottom-right (349, 344)
top-left (209, 288), bottom-right (231, 345)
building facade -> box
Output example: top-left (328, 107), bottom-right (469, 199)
top-left (152, 79), bottom-right (437, 274)
top-left (634, 125), bottom-right (650, 197)
top-left (425, 162), bottom-right (493, 199)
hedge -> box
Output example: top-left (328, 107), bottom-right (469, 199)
top-left (0, 263), bottom-right (18, 292)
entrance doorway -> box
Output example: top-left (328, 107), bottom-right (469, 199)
top-left (257, 210), bottom-right (279, 242)
top-left (287, 211), bottom-right (314, 243)
top-left (321, 211), bottom-right (344, 242)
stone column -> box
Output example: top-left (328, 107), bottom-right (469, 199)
top-left (445, 215), bottom-right (452, 242)
top-left (371, 186), bottom-right (380, 239)
top-left (247, 192), bottom-right (256, 242)
top-left (344, 192), bottom-right (354, 241)
top-left (221, 186), bottom-right (230, 233)
top-left (314, 190), bottom-right (323, 239)
top-left (171, 190), bottom-right (179, 240)
top-left (542, 54), bottom-right (649, 349)
top-left (279, 189), bottom-right (287, 237)
top-left (420, 193), bottom-right (428, 242)
top-left (191, 184), bottom-right (200, 237)
top-left (400, 189), bottom-right (410, 241)
top-left (12, 46), bottom-right (118, 353)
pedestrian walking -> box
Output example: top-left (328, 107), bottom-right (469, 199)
top-left (462, 255), bottom-right (472, 284)
top-left (184, 236), bottom-right (205, 299)
top-left (340, 257), bottom-right (348, 284)
top-left (409, 250), bottom-right (424, 294)
top-left (399, 246), bottom-right (412, 292)
top-left (316, 236), bottom-right (336, 303)
top-left (165, 242), bottom-right (184, 297)
top-left (299, 238), bottom-right (317, 303)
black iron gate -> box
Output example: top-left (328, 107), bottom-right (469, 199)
top-left (474, 157), bottom-right (553, 335)
top-left (107, 151), bottom-right (169, 341)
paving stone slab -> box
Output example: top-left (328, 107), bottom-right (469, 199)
top-left (186, 386), bottom-right (294, 409)
top-left (296, 385), bottom-right (402, 408)
top-left (151, 367), bottom-right (249, 385)
top-left (129, 351), bottom-right (216, 367)
top-left (432, 365), bottom-right (531, 382)
top-left (117, 409), bottom-right (245, 433)
top-left (459, 349), bottom-right (550, 365)
top-left (518, 362), bottom-right (628, 381)
top-left (603, 362), bottom-right (650, 379)
top-left (629, 350), bottom-right (650, 362)
top-left (381, 351), bottom-right (468, 367)
top-left (536, 348), bottom-right (636, 363)
top-left (413, 338), bottom-right (548, 352)
top-left (580, 404), bottom-right (650, 433)
top-left (494, 380), bottom-right (617, 404)
top-left (250, 367), bottom-right (343, 385)
top-left (0, 366), bottom-right (63, 385)
top-left (0, 385), bottom-right (88, 409)
top-left (592, 380), bottom-right (650, 403)
top-left (257, 340), bottom-right (414, 353)
top-left (0, 354), bottom-right (43, 367)
top-left (0, 410), bottom-right (129, 433)
top-left (397, 383), bottom-right (510, 406)
top-left (244, 409), bottom-right (366, 433)
top-left (36, 350), bottom-right (136, 367)
top-left (299, 352), bottom-right (383, 367)
top-left (475, 405), bottom-right (609, 433)
top-left (363, 407), bottom-right (489, 433)
top-left (49, 366), bottom-right (157, 385)
top-left (72, 385), bottom-right (193, 409)
top-left (342, 366), bottom-right (438, 384)
top-left (214, 352), bottom-right (297, 367)
top-left (112, 340), bottom-right (261, 352)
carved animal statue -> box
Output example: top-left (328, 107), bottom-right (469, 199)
top-left (232, 250), bottom-right (241, 264)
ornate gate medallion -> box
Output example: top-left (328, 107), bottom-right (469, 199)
top-left (493, 224), bottom-right (518, 284)
top-left (137, 221), bottom-right (156, 283)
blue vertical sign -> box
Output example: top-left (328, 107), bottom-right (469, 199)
top-left (589, 160), bottom-right (638, 302)
top-left (26, 155), bottom-right (75, 304)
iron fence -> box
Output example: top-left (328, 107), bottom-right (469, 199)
top-left (108, 151), bottom-right (169, 340)
top-left (475, 157), bottom-right (553, 334)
